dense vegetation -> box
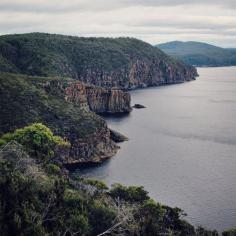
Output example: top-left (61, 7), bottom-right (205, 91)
top-left (0, 33), bottom-right (196, 88)
top-left (0, 124), bottom-right (222, 236)
top-left (0, 123), bottom-right (69, 159)
top-left (156, 41), bottom-right (236, 67)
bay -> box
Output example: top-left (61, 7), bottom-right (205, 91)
top-left (77, 67), bottom-right (236, 231)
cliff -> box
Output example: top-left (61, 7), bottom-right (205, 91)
top-left (0, 73), bottom-right (126, 165)
top-left (65, 82), bottom-right (131, 114)
top-left (0, 33), bottom-right (198, 89)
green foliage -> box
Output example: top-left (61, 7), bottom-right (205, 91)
top-left (0, 123), bottom-right (67, 159)
top-left (82, 178), bottom-right (109, 191)
top-left (45, 163), bottom-right (61, 175)
top-left (137, 199), bottom-right (166, 235)
top-left (87, 200), bottom-right (116, 235)
top-left (0, 159), bottom-right (90, 236)
top-left (61, 189), bottom-right (90, 235)
top-left (109, 183), bottom-right (150, 203)
top-left (222, 228), bottom-right (236, 236)
top-left (196, 226), bottom-right (219, 236)
top-left (0, 161), bottom-right (46, 236)
top-left (0, 138), bottom-right (6, 147)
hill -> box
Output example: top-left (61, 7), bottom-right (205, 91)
top-left (156, 41), bottom-right (236, 67)
top-left (0, 33), bottom-right (197, 89)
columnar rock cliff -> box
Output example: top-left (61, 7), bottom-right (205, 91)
top-left (65, 82), bottom-right (131, 114)
top-left (0, 33), bottom-right (198, 90)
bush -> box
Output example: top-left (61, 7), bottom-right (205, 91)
top-left (0, 123), bottom-right (69, 159)
top-left (0, 138), bottom-right (6, 147)
top-left (109, 183), bottom-right (150, 203)
top-left (82, 179), bottom-right (109, 191)
top-left (0, 161), bottom-right (47, 236)
top-left (88, 201), bottom-right (116, 235)
top-left (45, 163), bottom-right (61, 175)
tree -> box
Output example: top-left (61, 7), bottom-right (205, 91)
top-left (0, 123), bottom-right (69, 159)
top-left (109, 184), bottom-right (150, 203)
top-left (0, 161), bottom-right (46, 236)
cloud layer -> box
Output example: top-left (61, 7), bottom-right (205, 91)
top-left (0, 0), bottom-right (235, 47)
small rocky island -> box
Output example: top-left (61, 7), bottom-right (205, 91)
top-left (133, 104), bottom-right (146, 109)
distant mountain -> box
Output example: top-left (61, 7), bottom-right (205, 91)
top-left (156, 41), bottom-right (236, 67)
top-left (0, 33), bottom-right (197, 89)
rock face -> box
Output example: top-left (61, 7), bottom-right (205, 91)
top-left (109, 129), bottom-right (128, 143)
top-left (0, 33), bottom-right (198, 90)
top-left (77, 59), bottom-right (198, 90)
top-left (65, 127), bottom-right (119, 166)
top-left (125, 60), bottom-right (197, 89)
top-left (65, 82), bottom-right (131, 114)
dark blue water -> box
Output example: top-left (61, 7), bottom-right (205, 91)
top-left (77, 67), bottom-right (236, 231)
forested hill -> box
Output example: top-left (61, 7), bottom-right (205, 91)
top-left (0, 33), bottom-right (197, 89)
top-left (156, 41), bottom-right (236, 67)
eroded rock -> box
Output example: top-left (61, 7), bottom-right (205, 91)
top-left (65, 82), bottom-right (132, 114)
top-left (109, 129), bottom-right (128, 143)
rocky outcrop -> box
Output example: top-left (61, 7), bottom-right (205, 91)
top-left (64, 127), bottom-right (119, 166)
top-left (110, 129), bottom-right (128, 143)
top-left (125, 59), bottom-right (197, 88)
top-left (133, 104), bottom-right (146, 109)
top-left (65, 81), bottom-right (131, 114)
top-left (78, 59), bottom-right (198, 90)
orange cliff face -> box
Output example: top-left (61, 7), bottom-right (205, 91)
top-left (65, 81), bottom-right (132, 114)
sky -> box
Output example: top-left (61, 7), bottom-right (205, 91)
top-left (0, 0), bottom-right (236, 47)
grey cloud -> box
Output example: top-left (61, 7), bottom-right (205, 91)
top-left (0, 0), bottom-right (235, 14)
top-left (128, 20), bottom-right (236, 31)
top-left (129, 0), bottom-right (236, 8)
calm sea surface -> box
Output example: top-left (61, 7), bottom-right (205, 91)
top-left (76, 67), bottom-right (236, 231)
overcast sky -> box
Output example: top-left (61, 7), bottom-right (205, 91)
top-left (0, 0), bottom-right (236, 47)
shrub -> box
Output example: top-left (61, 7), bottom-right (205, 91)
top-left (88, 201), bottom-right (116, 235)
top-left (0, 123), bottom-right (69, 159)
top-left (109, 183), bottom-right (150, 203)
top-left (82, 179), bottom-right (109, 191)
top-left (45, 163), bottom-right (61, 175)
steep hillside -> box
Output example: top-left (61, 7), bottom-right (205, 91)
top-left (0, 33), bottom-right (197, 89)
top-left (156, 41), bottom-right (236, 67)
top-left (0, 73), bottom-right (130, 165)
